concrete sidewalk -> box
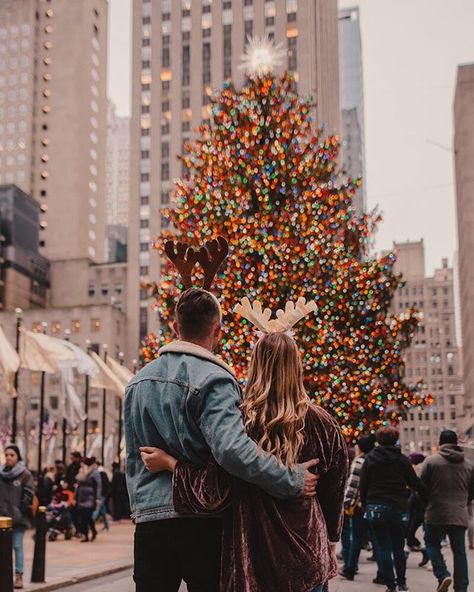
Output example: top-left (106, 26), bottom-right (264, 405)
top-left (23, 521), bottom-right (133, 591)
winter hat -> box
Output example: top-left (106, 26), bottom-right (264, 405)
top-left (5, 444), bottom-right (22, 462)
top-left (408, 452), bottom-right (425, 465)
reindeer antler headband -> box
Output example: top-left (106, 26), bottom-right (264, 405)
top-left (164, 235), bottom-right (229, 291)
top-left (234, 296), bottom-right (317, 334)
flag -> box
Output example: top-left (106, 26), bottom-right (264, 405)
top-left (59, 342), bottom-right (99, 429)
top-left (19, 328), bottom-right (76, 373)
top-left (106, 357), bottom-right (134, 388)
top-left (87, 433), bottom-right (102, 458)
top-left (0, 325), bottom-right (20, 397)
top-left (89, 352), bottom-right (125, 397)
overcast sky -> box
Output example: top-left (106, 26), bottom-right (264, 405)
top-left (108, 0), bottom-right (474, 274)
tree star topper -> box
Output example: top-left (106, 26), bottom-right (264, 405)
top-left (239, 35), bottom-right (287, 76)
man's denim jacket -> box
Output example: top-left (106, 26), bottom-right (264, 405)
top-left (125, 340), bottom-right (304, 523)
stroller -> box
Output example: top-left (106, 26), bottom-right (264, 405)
top-left (46, 487), bottom-right (74, 541)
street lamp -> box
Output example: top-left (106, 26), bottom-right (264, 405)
top-left (101, 344), bottom-right (108, 464)
top-left (83, 339), bottom-right (91, 455)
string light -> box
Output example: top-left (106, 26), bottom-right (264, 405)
top-left (141, 72), bottom-right (432, 441)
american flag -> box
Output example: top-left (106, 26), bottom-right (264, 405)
top-left (0, 410), bottom-right (12, 448)
top-left (31, 409), bottom-right (57, 444)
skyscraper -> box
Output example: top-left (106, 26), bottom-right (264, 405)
top-left (338, 6), bottom-right (366, 212)
top-left (393, 241), bottom-right (464, 453)
top-left (128, 0), bottom-right (341, 354)
top-left (0, 0), bottom-right (109, 263)
top-left (106, 101), bottom-right (130, 227)
top-left (454, 63), bottom-right (474, 419)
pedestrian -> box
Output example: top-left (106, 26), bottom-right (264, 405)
top-left (36, 467), bottom-right (54, 506)
top-left (421, 430), bottom-right (474, 592)
top-left (339, 434), bottom-right (376, 581)
top-left (359, 426), bottom-right (425, 592)
top-left (0, 444), bottom-right (34, 589)
top-left (75, 456), bottom-right (101, 543)
top-left (110, 462), bottom-right (129, 521)
top-left (65, 451), bottom-right (82, 535)
top-left (406, 452), bottom-right (426, 551)
top-left (92, 461), bottom-right (110, 531)
top-left (141, 330), bottom-right (349, 592)
top-left (53, 460), bottom-right (66, 489)
top-left (125, 237), bottom-right (319, 592)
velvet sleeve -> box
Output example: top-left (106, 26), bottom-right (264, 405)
top-left (312, 411), bottom-right (349, 543)
top-left (172, 457), bottom-right (232, 516)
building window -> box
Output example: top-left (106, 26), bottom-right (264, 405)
top-left (140, 242), bottom-right (149, 252)
top-left (162, 100), bottom-right (170, 112)
top-left (161, 191), bottom-right (170, 204)
top-left (162, 162), bottom-right (170, 180)
top-left (141, 150), bottom-right (150, 159)
top-left (140, 266), bottom-right (149, 276)
top-left (140, 219), bottom-right (149, 229)
top-left (88, 282), bottom-right (95, 297)
top-left (50, 395), bottom-right (59, 410)
top-left (223, 0), bottom-right (232, 8)
top-left (182, 91), bottom-right (190, 108)
top-left (141, 195), bottom-right (150, 205)
top-left (91, 319), bottom-right (100, 332)
top-left (162, 80), bottom-right (170, 91)
top-left (288, 36), bottom-right (297, 71)
top-left (141, 173), bottom-right (150, 182)
top-left (182, 45), bottom-right (190, 86)
top-left (141, 127), bottom-right (150, 137)
top-left (143, 16), bottom-right (151, 25)
top-left (287, 12), bottom-right (297, 22)
top-left (51, 322), bottom-right (61, 334)
top-left (162, 142), bottom-right (170, 157)
top-left (161, 121), bottom-right (170, 135)
top-left (202, 5), bottom-right (211, 13)
top-left (141, 105), bottom-right (150, 114)
top-left (182, 120), bottom-right (191, 132)
top-left (223, 24), bottom-right (232, 78)
top-left (140, 308), bottom-right (148, 338)
top-left (71, 320), bottom-right (81, 333)
top-left (140, 288), bottom-right (148, 301)
top-left (202, 42), bottom-right (211, 84)
top-left (265, 16), bottom-right (275, 26)
top-left (244, 20), bottom-right (253, 39)
top-left (162, 46), bottom-right (170, 68)
top-left (244, 0), bottom-right (253, 4)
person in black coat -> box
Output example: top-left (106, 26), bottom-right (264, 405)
top-left (110, 462), bottom-right (130, 521)
top-left (359, 426), bottom-right (425, 592)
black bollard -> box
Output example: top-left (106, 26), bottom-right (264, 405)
top-left (31, 506), bottom-right (47, 583)
top-left (0, 516), bottom-right (13, 592)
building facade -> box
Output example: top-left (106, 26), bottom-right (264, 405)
top-left (454, 63), bottom-right (474, 420)
top-left (0, 0), bottom-right (109, 263)
top-left (338, 6), bottom-right (366, 212)
top-left (0, 184), bottom-right (50, 310)
top-left (106, 101), bottom-right (130, 227)
top-left (394, 241), bottom-right (464, 453)
top-left (128, 0), bottom-right (341, 355)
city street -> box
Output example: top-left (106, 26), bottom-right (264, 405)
top-left (53, 546), bottom-right (474, 592)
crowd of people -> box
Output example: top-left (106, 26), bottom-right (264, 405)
top-left (0, 446), bottom-right (129, 589)
top-left (339, 428), bottom-right (474, 592)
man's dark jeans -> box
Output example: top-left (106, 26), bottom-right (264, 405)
top-left (344, 507), bottom-right (368, 576)
top-left (366, 503), bottom-right (409, 590)
top-left (134, 517), bottom-right (222, 592)
top-left (425, 524), bottom-right (468, 592)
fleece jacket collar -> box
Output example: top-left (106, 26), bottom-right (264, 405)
top-left (159, 340), bottom-right (235, 377)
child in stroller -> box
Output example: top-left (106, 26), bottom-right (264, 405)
top-left (46, 486), bottom-right (74, 541)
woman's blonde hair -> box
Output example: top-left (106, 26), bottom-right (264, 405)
top-left (241, 332), bottom-right (309, 467)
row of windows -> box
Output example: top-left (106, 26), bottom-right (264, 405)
top-left (88, 282), bottom-right (123, 297)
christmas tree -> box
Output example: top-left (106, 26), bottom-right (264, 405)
top-left (142, 44), bottom-right (431, 440)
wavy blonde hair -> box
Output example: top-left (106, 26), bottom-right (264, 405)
top-left (241, 332), bottom-right (309, 467)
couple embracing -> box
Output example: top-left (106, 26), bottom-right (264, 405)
top-left (125, 237), bottom-right (349, 592)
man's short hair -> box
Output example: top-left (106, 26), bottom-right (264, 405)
top-left (176, 288), bottom-right (221, 340)
top-left (439, 429), bottom-right (458, 446)
top-left (70, 451), bottom-right (82, 460)
top-left (375, 426), bottom-right (399, 446)
top-left (357, 434), bottom-right (376, 454)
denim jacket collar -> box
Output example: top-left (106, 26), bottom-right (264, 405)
top-left (158, 340), bottom-right (236, 377)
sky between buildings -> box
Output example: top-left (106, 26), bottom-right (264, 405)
top-left (107, 0), bottom-right (474, 275)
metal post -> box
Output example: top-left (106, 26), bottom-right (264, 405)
top-left (117, 352), bottom-right (124, 467)
top-left (0, 516), bottom-right (13, 592)
top-left (37, 322), bottom-right (47, 476)
top-left (12, 308), bottom-right (22, 442)
top-left (83, 339), bottom-right (91, 455)
top-left (62, 329), bottom-right (71, 463)
top-left (30, 506), bottom-right (47, 583)
top-left (101, 345), bottom-right (108, 465)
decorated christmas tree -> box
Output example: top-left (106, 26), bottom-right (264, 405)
top-left (142, 40), bottom-right (431, 440)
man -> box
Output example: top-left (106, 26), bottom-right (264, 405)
top-left (422, 430), bottom-right (474, 592)
top-left (340, 434), bottom-right (375, 581)
top-left (65, 451), bottom-right (81, 490)
top-left (125, 288), bottom-right (318, 592)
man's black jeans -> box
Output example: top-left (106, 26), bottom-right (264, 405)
top-left (134, 518), bottom-right (222, 592)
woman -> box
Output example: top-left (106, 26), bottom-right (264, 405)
top-left (0, 444), bottom-right (34, 590)
top-left (359, 426), bottom-right (425, 592)
top-left (141, 332), bottom-right (349, 592)
top-left (75, 456), bottom-right (101, 542)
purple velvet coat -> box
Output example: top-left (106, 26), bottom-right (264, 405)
top-left (173, 404), bottom-right (349, 592)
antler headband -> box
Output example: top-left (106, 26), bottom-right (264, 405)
top-left (164, 235), bottom-right (229, 291)
top-left (234, 296), bottom-right (317, 334)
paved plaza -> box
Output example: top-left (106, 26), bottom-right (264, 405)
top-left (17, 520), bottom-right (474, 591)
